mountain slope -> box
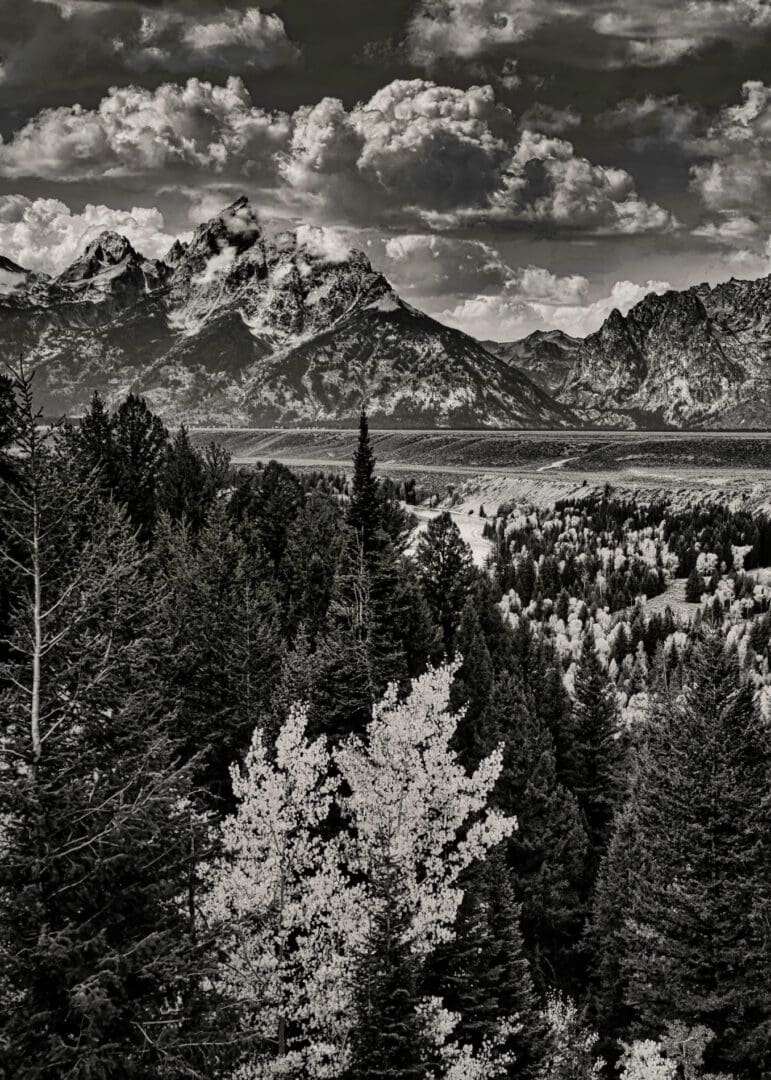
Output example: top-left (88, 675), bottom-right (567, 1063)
top-left (0, 197), bottom-right (572, 429)
top-left (484, 330), bottom-right (582, 396)
top-left (558, 282), bottom-right (771, 428)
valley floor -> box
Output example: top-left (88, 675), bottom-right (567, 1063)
top-left (191, 428), bottom-right (771, 512)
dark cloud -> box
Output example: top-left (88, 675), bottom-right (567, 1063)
top-left (599, 96), bottom-right (701, 146)
top-left (689, 81), bottom-right (771, 217)
top-left (406, 0), bottom-right (771, 69)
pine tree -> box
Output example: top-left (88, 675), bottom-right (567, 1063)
top-left (615, 635), bottom-right (771, 1076)
top-left (309, 534), bottom-right (403, 743)
top-left (415, 512), bottom-right (474, 652)
top-left (0, 372), bottom-right (17, 455)
top-left (429, 850), bottom-right (545, 1078)
top-left (685, 565), bottom-right (703, 603)
top-left (308, 624), bottom-right (380, 742)
top-left (155, 507), bottom-right (281, 803)
top-left (380, 552), bottom-right (442, 677)
top-left (516, 554), bottom-right (537, 607)
top-left (282, 489), bottom-right (346, 640)
top-left (62, 389), bottom-right (116, 495)
top-left (451, 601), bottom-right (495, 767)
top-left (568, 633), bottom-right (622, 884)
top-left (517, 634), bottom-right (576, 793)
top-left (586, 807), bottom-right (640, 1068)
top-left (111, 393), bottom-right (169, 538)
top-left (156, 423), bottom-right (212, 530)
top-left (348, 862), bottom-right (431, 1080)
top-left (482, 673), bottom-right (588, 995)
top-left (236, 459), bottom-right (305, 572)
top-left (348, 411), bottom-right (380, 551)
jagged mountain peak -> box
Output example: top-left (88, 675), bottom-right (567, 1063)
top-left (525, 328), bottom-right (582, 347)
top-left (601, 306), bottom-right (628, 333)
top-left (630, 286), bottom-right (708, 324)
top-left (186, 196), bottom-right (262, 259)
top-left (165, 238), bottom-right (188, 266)
top-left (57, 231), bottom-right (139, 284)
top-left (484, 327), bottom-right (581, 396)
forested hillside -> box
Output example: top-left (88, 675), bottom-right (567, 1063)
top-left (0, 369), bottom-right (769, 1079)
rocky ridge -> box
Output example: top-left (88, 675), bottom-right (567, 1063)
top-left (501, 282), bottom-right (771, 428)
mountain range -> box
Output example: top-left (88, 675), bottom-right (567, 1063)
top-left (0, 198), bottom-right (569, 429)
top-left (0, 196), bottom-right (769, 429)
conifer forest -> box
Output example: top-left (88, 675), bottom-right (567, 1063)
top-left (0, 370), bottom-right (769, 1080)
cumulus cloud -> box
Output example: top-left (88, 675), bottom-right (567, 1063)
top-left (281, 79), bottom-right (675, 234)
top-left (494, 129), bottom-right (676, 234)
top-left (294, 225), bottom-right (353, 263)
top-left (117, 7), bottom-right (299, 72)
top-left (0, 195), bottom-right (180, 274)
top-left (439, 276), bottom-right (673, 340)
top-left (518, 104), bottom-right (581, 134)
top-left (0, 2), bottom-right (298, 116)
top-left (693, 213), bottom-right (761, 244)
top-left (0, 75), bottom-right (675, 236)
top-left (351, 81), bottom-right (512, 212)
top-left (282, 80), bottom-right (513, 220)
top-left (0, 76), bottom-right (291, 182)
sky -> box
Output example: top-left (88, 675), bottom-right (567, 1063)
top-left (2, 0), bottom-right (771, 341)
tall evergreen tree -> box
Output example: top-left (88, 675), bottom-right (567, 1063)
top-left (156, 423), bottom-right (212, 530)
top-left (111, 394), bottom-right (169, 538)
top-left (685, 565), bottom-right (703, 603)
top-left (155, 507), bottom-right (281, 803)
top-left (568, 633), bottom-right (622, 884)
top-left (614, 635), bottom-right (771, 1076)
top-left (429, 850), bottom-right (545, 1078)
top-left (347, 862), bottom-right (431, 1080)
top-left (451, 601), bottom-right (495, 766)
top-left (415, 511), bottom-right (474, 653)
top-left (0, 372), bottom-right (17, 456)
top-left (586, 808), bottom-right (639, 1069)
top-left (482, 673), bottom-right (588, 995)
top-left (62, 390), bottom-right (116, 494)
top-left (348, 410), bottom-right (380, 551)
top-left (282, 490), bottom-right (346, 640)
top-left (232, 460), bottom-right (304, 572)
top-left (305, 535), bottom-right (400, 742)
